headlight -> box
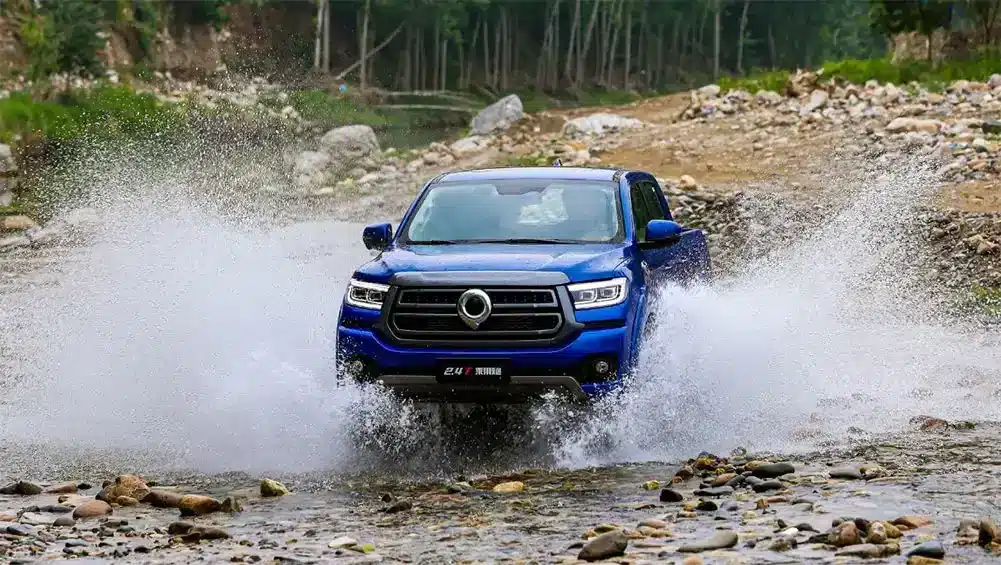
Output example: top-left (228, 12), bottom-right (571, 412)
top-left (567, 277), bottom-right (628, 309)
top-left (345, 278), bottom-right (389, 310)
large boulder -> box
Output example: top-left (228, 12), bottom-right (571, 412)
top-left (470, 94), bottom-right (524, 135)
top-left (293, 150), bottom-right (332, 188)
top-left (0, 143), bottom-right (16, 208)
top-left (319, 125), bottom-right (380, 164)
top-left (562, 113), bottom-right (645, 137)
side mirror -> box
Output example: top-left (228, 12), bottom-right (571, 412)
top-left (362, 223), bottom-right (392, 251)
top-left (645, 219), bottom-right (685, 242)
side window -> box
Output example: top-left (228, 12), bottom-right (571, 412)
top-left (639, 181), bottom-right (667, 221)
top-left (630, 182), bottom-right (652, 240)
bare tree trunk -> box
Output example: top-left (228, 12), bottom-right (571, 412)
top-left (358, 0), bottom-right (371, 88)
top-left (606, 0), bottom-right (624, 85)
top-left (313, 0), bottom-right (323, 70)
top-left (441, 39), bottom-right (448, 91)
top-left (322, 0), bottom-right (331, 72)
top-left (433, 17), bottom-right (440, 91)
top-left (551, 0), bottom-right (560, 89)
top-left (537, 3), bottom-right (553, 88)
top-left (578, 0), bottom-right (601, 87)
top-left (713, 0), bottom-right (720, 81)
top-left (624, 2), bottom-right (632, 89)
top-left (768, 23), bottom-right (776, 69)
top-left (736, 0), bottom-right (750, 74)
top-left (483, 18), bottom-right (491, 88)
top-left (403, 25), bottom-right (413, 89)
top-left (564, 0), bottom-right (581, 82)
top-left (493, 9), bottom-right (501, 89)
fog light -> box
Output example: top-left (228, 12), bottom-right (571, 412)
top-left (594, 359), bottom-right (611, 375)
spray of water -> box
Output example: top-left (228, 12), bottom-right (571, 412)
top-left (0, 141), bottom-right (998, 480)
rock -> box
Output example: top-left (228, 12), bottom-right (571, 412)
top-left (328, 536), bottom-right (359, 549)
top-left (982, 119), bottom-right (1001, 134)
top-left (980, 519), bottom-right (1000, 546)
top-left (319, 125), bottom-right (380, 164)
top-left (751, 479), bottom-right (784, 492)
top-left (0, 215), bottom-right (37, 232)
top-left (563, 113), bottom-right (645, 137)
top-left (866, 521), bottom-right (887, 544)
top-left (829, 521), bottom-right (862, 547)
top-left (168, 521), bottom-right (197, 535)
top-left (681, 556), bottom-right (703, 565)
top-left (698, 84), bottom-right (722, 99)
top-left (143, 489), bottom-right (183, 508)
top-left (677, 531), bottom-right (739, 553)
top-left (885, 117), bottom-right (944, 134)
top-left (829, 466), bottom-right (863, 480)
top-left (801, 89), bottom-right (829, 115)
top-left (750, 462), bottom-right (795, 478)
top-left (260, 478), bottom-right (290, 497)
top-left (693, 486), bottom-right (733, 497)
top-left (678, 175), bottom-right (698, 190)
top-left (492, 481), bottom-right (525, 494)
top-left (578, 530), bottom-right (628, 561)
top-left (221, 496), bottom-right (244, 513)
top-left (907, 541), bottom-right (945, 559)
top-left (99, 475), bottom-right (150, 503)
top-left (769, 535), bottom-right (797, 551)
top-left (293, 150), bottom-right (331, 187)
top-left (449, 135), bottom-right (490, 156)
top-left (712, 473), bottom-right (737, 487)
top-left (182, 525), bottom-right (231, 542)
top-left (178, 495), bottom-right (222, 516)
top-left (72, 500), bottom-right (112, 520)
top-left (956, 518), bottom-right (979, 542)
top-left (893, 515), bottom-right (932, 529)
top-left (660, 488), bottom-right (684, 502)
top-left (383, 500), bottom-right (412, 513)
top-left (755, 90), bottom-right (785, 106)
top-left (6, 524), bottom-right (33, 536)
top-left (53, 515), bottom-right (75, 527)
top-left (907, 557), bottom-right (944, 565)
top-left (115, 496), bottom-right (139, 506)
top-left (836, 543), bottom-right (900, 558)
top-left (0, 481), bottom-right (42, 495)
top-left (470, 94), bottom-right (524, 135)
top-left (44, 482), bottom-right (78, 494)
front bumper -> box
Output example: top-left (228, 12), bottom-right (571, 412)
top-left (335, 321), bottom-right (629, 404)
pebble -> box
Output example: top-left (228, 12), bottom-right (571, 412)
top-left (72, 499), bottom-right (112, 520)
top-left (836, 543), bottom-right (901, 558)
top-left (979, 518), bottom-right (1000, 546)
top-left (829, 466), bottom-right (863, 480)
top-left (261, 478), bottom-right (290, 497)
top-left (0, 481), bottom-right (42, 496)
top-left (829, 521), bottom-right (862, 547)
top-left (750, 462), bottom-right (795, 478)
top-left (178, 495), bottom-right (222, 516)
top-left (751, 479), bottom-right (784, 492)
top-left (492, 481), bottom-right (525, 494)
top-left (144, 489), bottom-right (183, 508)
top-left (677, 530), bottom-right (739, 553)
top-left (659, 488), bottom-right (684, 502)
top-left (578, 530), bottom-right (628, 561)
top-left (907, 540), bottom-right (945, 559)
top-left (893, 515), bottom-right (932, 529)
top-left (693, 486), bottom-right (733, 497)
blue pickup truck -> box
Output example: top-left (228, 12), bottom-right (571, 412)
top-left (335, 165), bottom-right (710, 405)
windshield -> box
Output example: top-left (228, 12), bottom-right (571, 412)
top-left (401, 179), bottom-right (624, 244)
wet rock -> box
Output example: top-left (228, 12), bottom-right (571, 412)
top-left (893, 515), bottom-right (932, 529)
top-left (383, 500), bottom-right (412, 514)
top-left (143, 490), bottom-right (183, 508)
top-left (44, 482), bottom-right (78, 494)
top-left (0, 481), bottom-right (42, 495)
top-left (712, 473), bottom-right (737, 487)
top-left (866, 521), bottom-right (887, 544)
top-left (680, 556), bottom-right (703, 565)
top-left (221, 496), bottom-right (244, 513)
top-left (769, 535), bottom-right (797, 551)
top-left (749, 462), bottom-right (795, 478)
top-left (829, 521), bottom-right (862, 547)
top-left (956, 518), bottom-right (979, 542)
top-left (98, 475), bottom-right (150, 503)
top-left (470, 94), bottom-right (524, 135)
top-left (53, 515), bottom-right (75, 527)
top-left (751, 479), bottom-right (784, 492)
top-left (693, 486), bottom-right (733, 497)
top-left (907, 557), bottom-right (944, 565)
top-left (72, 500), bottom-right (112, 520)
top-left (677, 530), bottom-right (739, 553)
top-left (642, 480), bottom-right (661, 490)
top-left (979, 519), bottom-right (1000, 547)
top-left (982, 119), bottom-right (1001, 134)
top-left (578, 530), bottom-right (628, 561)
top-left (328, 536), bottom-right (358, 549)
top-left (492, 481), bottom-right (525, 494)
top-left (115, 496), bottom-right (139, 507)
top-left (260, 479), bottom-right (290, 497)
top-left (695, 500), bottom-right (718, 512)
top-left (836, 543), bottom-right (900, 558)
top-left (178, 495), bottom-right (222, 516)
top-left (182, 525), bottom-right (231, 542)
top-left (801, 90), bottom-right (829, 115)
top-left (907, 541), bottom-right (945, 559)
top-left (6, 524), bottom-right (33, 536)
top-left (660, 488), bottom-right (684, 502)
top-left (829, 466), bottom-right (863, 480)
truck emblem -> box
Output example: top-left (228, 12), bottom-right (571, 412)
top-left (457, 289), bottom-right (492, 329)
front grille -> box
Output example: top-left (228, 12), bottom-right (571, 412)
top-left (389, 287), bottom-right (564, 342)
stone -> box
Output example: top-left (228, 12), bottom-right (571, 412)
top-left (328, 536), bottom-right (359, 549)
top-left (72, 500), bottom-right (112, 520)
top-left (44, 482), bottom-right (78, 494)
top-left (383, 500), bottom-right (412, 513)
top-left (319, 125), bottom-right (380, 164)
top-left (681, 556), bottom-right (703, 565)
top-left (679, 175), bottom-right (698, 190)
top-left (0, 144), bottom-right (15, 173)
top-left (907, 541), bottom-right (945, 559)
top-left (712, 473), bottom-right (737, 487)
top-left (182, 525), bottom-right (231, 542)
top-left (982, 120), bottom-right (1001, 134)
top-left (893, 515), bottom-right (932, 529)
top-left (578, 530), bottom-right (628, 561)
top-left (750, 462), bottom-right (795, 478)
top-left (751, 479), bottom-right (784, 492)
top-left (885, 117), bottom-right (944, 134)
top-left (866, 521), bottom-right (887, 544)
top-left (53, 515), bottom-right (75, 527)
top-left (0, 215), bottom-right (37, 231)
top-left (801, 89), bottom-right (829, 115)
top-left (6, 524), bottom-right (33, 536)
top-left (677, 531), bottom-right (739, 553)
top-left (829, 466), bottom-right (863, 480)
top-left (660, 488), bottom-right (684, 502)
top-left (449, 135), bottom-right (490, 155)
top-left (956, 518), bottom-right (979, 541)
top-left (836, 543), bottom-right (900, 558)
top-left (221, 496), bottom-right (244, 513)
top-left (492, 481), bottom-right (525, 494)
top-left (907, 557), bottom-right (944, 565)
top-left (261, 478), bottom-right (290, 497)
top-left (293, 150), bottom-right (331, 188)
top-left (980, 519), bottom-right (1000, 547)
top-left (99, 475), bottom-right (150, 503)
top-left (470, 94), bottom-right (524, 135)
top-left (693, 486), bottom-right (733, 497)
top-left (115, 496), bottom-right (139, 506)
top-left (562, 113), bottom-right (645, 137)
top-left (143, 490), bottom-right (183, 508)
top-left (178, 495), bottom-right (222, 516)
top-left (0, 481), bottom-right (42, 495)
top-left (829, 521), bottom-right (862, 547)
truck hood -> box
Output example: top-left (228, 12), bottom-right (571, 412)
top-left (355, 243), bottom-right (629, 284)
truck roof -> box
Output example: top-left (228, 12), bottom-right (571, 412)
top-left (434, 166), bottom-right (625, 184)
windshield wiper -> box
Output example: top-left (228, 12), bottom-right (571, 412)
top-left (407, 239), bottom-right (462, 245)
top-left (471, 238), bottom-right (583, 244)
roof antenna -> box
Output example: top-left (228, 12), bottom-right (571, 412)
top-left (552, 158), bottom-right (562, 167)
